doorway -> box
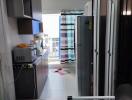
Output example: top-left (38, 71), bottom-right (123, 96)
top-left (40, 11), bottom-right (83, 100)
top-left (42, 14), bottom-right (60, 65)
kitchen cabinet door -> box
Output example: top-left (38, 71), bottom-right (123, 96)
top-left (17, 19), bottom-right (42, 34)
top-left (36, 57), bottom-right (43, 97)
top-left (6, 0), bottom-right (42, 20)
top-left (13, 66), bottom-right (37, 99)
top-left (31, 0), bottom-right (42, 21)
top-left (41, 51), bottom-right (48, 85)
top-left (6, 0), bottom-right (32, 18)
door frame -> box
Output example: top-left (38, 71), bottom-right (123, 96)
top-left (93, 0), bottom-right (101, 96)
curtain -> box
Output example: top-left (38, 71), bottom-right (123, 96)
top-left (60, 10), bottom-right (83, 63)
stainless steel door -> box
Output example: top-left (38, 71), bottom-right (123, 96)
top-left (76, 16), bottom-right (93, 96)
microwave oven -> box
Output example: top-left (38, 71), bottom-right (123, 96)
top-left (13, 47), bottom-right (37, 63)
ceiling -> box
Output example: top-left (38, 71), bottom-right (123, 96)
top-left (42, 0), bottom-right (89, 14)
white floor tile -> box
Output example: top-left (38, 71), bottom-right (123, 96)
top-left (40, 66), bottom-right (77, 100)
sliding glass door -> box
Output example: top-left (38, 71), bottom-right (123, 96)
top-left (105, 0), bottom-right (120, 96)
top-left (93, 0), bottom-right (120, 96)
top-left (93, 0), bottom-right (109, 96)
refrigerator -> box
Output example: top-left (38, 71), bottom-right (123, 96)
top-left (75, 16), bottom-right (93, 96)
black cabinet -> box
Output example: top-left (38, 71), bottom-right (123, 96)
top-left (13, 50), bottom-right (48, 99)
top-left (23, 0), bottom-right (32, 17)
top-left (35, 50), bottom-right (49, 97)
top-left (6, 0), bottom-right (32, 18)
top-left (17, 18), bottom-right (43, 34)
top-left (13, 64), bottom-right (38, 99)
top-left (36, 51), bottom-right (48, 97)
top-left (36, 57), bottom-right (43, 97)
top-left (6, 0), bottom-right (42, 21)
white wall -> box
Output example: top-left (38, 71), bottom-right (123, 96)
top-left (7, 18), bottom-right (21, 49)
top-left (0, 0), bottom-right (22, 99)
top-left (42, 0), bottom-right (89, 14)
top-left (43, 14), bottom-right (60, 38)
top-left (84, 0), bottom-right (92, 16)
top-left (84, 0), bottom-right (107, 16)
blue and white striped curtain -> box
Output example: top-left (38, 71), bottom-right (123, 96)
top-left (60, 10), bottom-right (83, 63)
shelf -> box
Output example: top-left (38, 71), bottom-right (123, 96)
top-left (61, 23), bottom-right (74, 25)
top-left (61, 13), bottom-right (83, 15)
top-left (61, 29), bottom-right (75, 31)
top-left (61, 48), bottom-right (74, 50)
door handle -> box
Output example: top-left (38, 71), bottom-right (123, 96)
top-left (94, 49), bottom-right (99, 55)
top-left (108, 50), bottom-right (112, 56)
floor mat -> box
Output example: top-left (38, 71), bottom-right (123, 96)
top-left (54, 68), bottom-right (71, 75)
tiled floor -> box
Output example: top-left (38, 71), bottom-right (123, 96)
top-left (40, 64), bottom-right (77, 100)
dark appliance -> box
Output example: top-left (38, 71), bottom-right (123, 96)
top-left (76, 16), bottom-right (93, 96)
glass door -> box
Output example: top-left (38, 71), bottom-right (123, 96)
top-left (93, 0), bottom-right (100, 96)
top-left (99, 0), bottom-right (108, 96)
top-left (93, 0), bottom-right (109, 96)
top-left (93, 0), bottom-right (120, 96)
top-left (105, 0), bottom-right (120, 96)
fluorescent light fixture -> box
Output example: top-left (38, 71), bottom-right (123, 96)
top-left (123, 10), bottom-right (131, 15)
top-left (123, 11), bottom-right (126, 15)
top-left (127, 11), bottom-right (131, 15)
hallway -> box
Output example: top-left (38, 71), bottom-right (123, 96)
top-left (40, 64), bottom-right (77, 100)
